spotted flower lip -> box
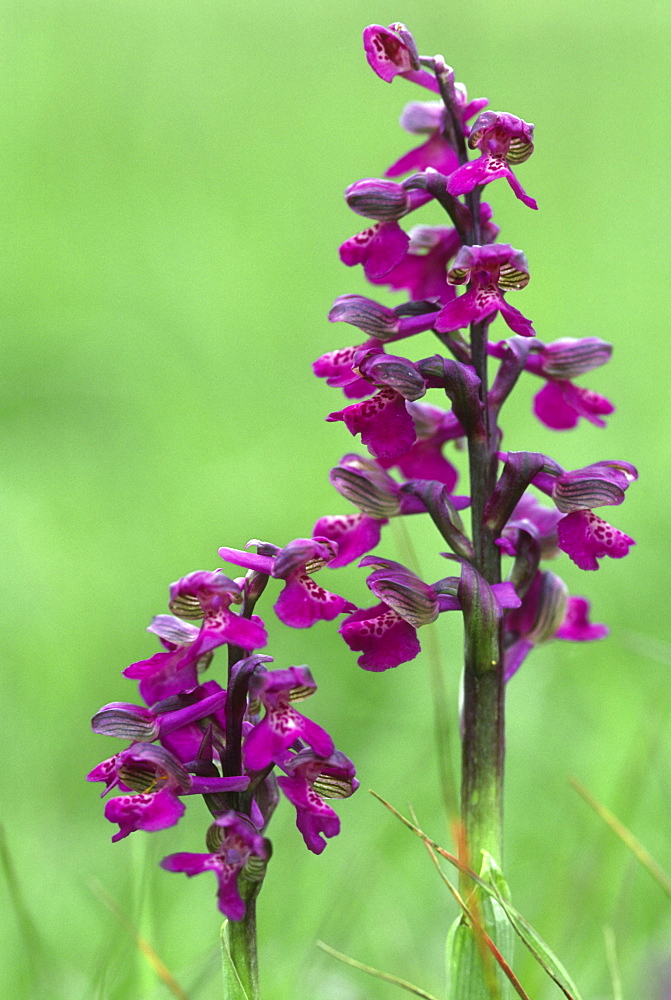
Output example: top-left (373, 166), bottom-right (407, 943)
top-left (161, 812), bottom-right (269, 921)
top-left (434, 243), bottom-right (534, 336)
top-left (243, 665), bottom-right (335, 770)
top-left (327, 386), bottom-right (418, 461)
top-left (218, 538), bottom-right (357, 629)
top-left (447, 110), bottom-right (537, 209)
top-left (123, 571), bottom-right (268, 704)
top-left (276, 749), bottom-right (358, 855)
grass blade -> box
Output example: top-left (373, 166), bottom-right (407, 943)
top-left (317, 941), bottom-right (442, 1000)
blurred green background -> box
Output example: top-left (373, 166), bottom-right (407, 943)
top-left (1, 1), bottom-right (670, 997)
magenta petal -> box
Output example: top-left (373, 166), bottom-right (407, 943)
top-left (505, 171), bottom-right (538, 210)
top-left (340, 222), bottom-right (409, 280)
top-left (161, 852), bottom-right (245, 920)
top-left (533, 382), bottom-right (581, 429)
top-left (446, 157), bottom-right (492, 196)
top-left (210, 611), bottom-right (268, 651)
top-left (556, 596), bottom-right (609, 641)
top-left (243, 709), bottom-right (334, 770)
top-left (497, 298), bottom-right (535, 337)
top-left (312, 341), bottom-right (379, 399)
top-left (503, 638), bottom-right (534, 682)
top-left (339, 603), bottom-right (421, 670)
top-left (104, 789), bottom-right (185, 842)
top-left (386, 135), bottom-right (459, 178)
top-left (362, 24), bottom-right (415, 82)
top-left (557, 510), bottom-right (635, 571)
top-left (312, 513), bottom-right (385, 567)
top-left (393, 440), bottom-right (459, 490)
top-left (434, 288), bottom-right (479, 332)
top-left (535, 380), bottom-right (614, 430)
top-left (328, 387), bottom-right (417, 460)
top-left (274, 574), bottom-right (355, 628)
top-left (276, 773), bottom-right (340, 855)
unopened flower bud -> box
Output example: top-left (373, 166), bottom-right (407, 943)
top-left (345, 178), bottom-right (411, 221)
top-left (538, 337), bottom-right (612, 379)
top-left (328, 294), bottom-right (399, 339)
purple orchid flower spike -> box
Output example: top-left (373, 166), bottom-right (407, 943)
top-left (276, 748), bottom-right (359, 855)
top-left (434, 243), bottom-right (535, 337)
top-left (447, 111), bottom-right (537, 209)
top-left (243, 665), bottom-right (335, 771)
top-left (123, 572), bottom-right (268, 704)
top-left (161, 812), bottom-right (269, 921)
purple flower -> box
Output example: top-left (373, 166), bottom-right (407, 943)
top-left (124, 571), bottom-right (268, 704)
top-left (313, 338), bottom-right (385, 399)
top-left (87, 743), bottom-right (249, 842)
top-left (340, 220), bottom-right (411, 280)
top-left (362, 23), bottom-right (439, 93)
top-left (340, 601), bottom-right (421, 671)
top-left (341, 559), bottom-right (519, 670)
top-left (161, 812), bottom-right (269, 921)
top-left (503, 571), bottom-right (607, 680)
top-left (497, 493), bottom-right (562, 559)
top-left (327, 385), bottom-right (418, 460)
top-left (531, 459), bottom-right (638, 570)
top-left (276, 749), bottom-right (359, 854)
top-left (243, 665), bottom-right (335, 770)
top-left (218, 537), bottom-right (356, 628)
top-left (447, 111), bottom-right (537, 209)
top-left (490, 336), bottom-right (614, 430)
top-left (435, 244), bottom-right (535, 337)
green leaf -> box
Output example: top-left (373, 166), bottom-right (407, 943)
top-left (446, 914), bottom-right (503, 1000)
top-left (445, 854), bottom-right (514, 1000)
top-left (221, 921), bottom-right (252, 1000)
top-left (371, 793), bottom-right (585, 1000)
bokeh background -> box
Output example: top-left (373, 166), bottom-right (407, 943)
top-left (2, 1), bottom-right (670, 997)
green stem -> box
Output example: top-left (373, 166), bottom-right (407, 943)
top-left (223, 879), bottom-right (262, 999)
top-left (461, 315), bottom-right (505, 877)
